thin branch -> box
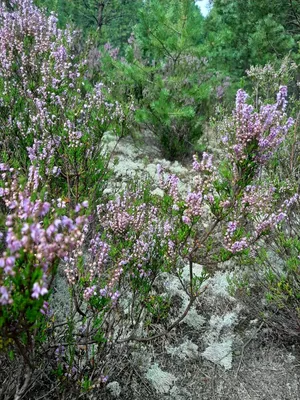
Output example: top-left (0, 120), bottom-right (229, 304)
top-left (149, 30), bottom-right (175, 61)
top-left (14, 366), bottom-right (32, 400)
top-left (117, 294), bottom-right (197, 343)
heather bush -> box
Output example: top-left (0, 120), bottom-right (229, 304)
top-left (1, 79), bottom-right (297, 397)
top-left (229, 60), bottom-right (300, 339)
top-left (246, 56), bottom-right (299, 106)
top-left (231, 214), bottom-right (300, 338)
top-left (0, 165), bottom-right (86, 334)
top-left (0, 1), bottom-right (299, 398)
top-left (0, 0), bottom-right (135, 206)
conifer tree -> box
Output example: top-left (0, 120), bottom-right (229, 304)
top-left (35, 0), bottom-right (143, 49)
top-left (204, 0), bottom-right (298, 76)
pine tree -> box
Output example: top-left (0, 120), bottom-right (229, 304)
top-left (117, 0), bottom-right (209, 159)
top-left (204, 0), bottom-right (298, 76)
top-left (35, 0), bottom-right (143, 50)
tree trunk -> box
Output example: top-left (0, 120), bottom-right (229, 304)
top-left (97, 2), bottom-right (105, 32)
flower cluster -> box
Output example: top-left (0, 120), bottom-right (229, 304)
top-left (224, 87), bottom-right (294, 165)
top-left (224, 221), bottom-right (249, 254)
top-left (157, 165), bottom-right (180, 203)
top-left (88, 236), bottom-right (110, 281)
top-left (241, 184), bottom-right (276, 214)
top-left (90, 190), bottom-right (173, 298)
top-left (255, 194), bottom-right (299, 237)
top-left (83, 285), bottom-right (97, 301)
top-left (192, 153), bottom-right (214, 173)
top-left (0, 167), bottom-right (86, 306)
top-left (182, 191), bottom-right (203, 225)
top-left (104, 42), bottom-right (120, 60)
top-left (223, 192), bottom-right (299, 254)
top-left (98, 193), bottom-right (158, 237)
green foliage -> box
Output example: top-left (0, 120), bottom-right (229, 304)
top-left (135, 0), bottom-right (203, 59)
top-left (35, 0), bottom-right (143, 51)
top-left (203, 0), bottom-right (299, 77)
top-left (144, 294), bottom-right (171, 324)
top-left (99, 0), bottom-right (220, 159)
top-left (133, 0), bottom-right (208, 159)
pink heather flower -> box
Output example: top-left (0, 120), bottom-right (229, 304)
top-left (82, 200), bottom-right (89, 208)
top-left (192, 155), bottom-right (201, 171)
top-left (229, 87), bottom-right (294, 164)
top-left (57, 199), bottom-right (66, 208)
top-left (104, 42), bottom-right (112, 51)
top-left (276, 212), bottom-right (286, 223)
top-left (167, 175), bottom-right (179, 201)
top-left (0, 163), bottom-right (8, 171)
top-left (30, 223), bottom-right (42, 243)
top-left (32, 282), bottom-right (48, 299)
top-left (46, 224), bottom-right (56, 238)
top-left (201, 152), bottom-right (214, 171)
top-left (40, 301), bottom-right (50, 315)
top-left (227, 221), bottom-right (237, 236)
top-left (182, 216), bottom-right (191, 225)
top-left (185, 191), bottom-right (202, 217)
top-left (157, 164), bottom-right (162, 175)
top-left (283, 194), bottom-right (299, 208)
top-left (164, 221), bottom-right (172, 235)
top-left (0, 286), bottom-right (12, 305)
top-left (220, 200), bottom-right (231, 208)
top-left (111, 290), bottom-right (120, 303)
top-left (230, 238), bottom-right (248, 253)
top-left (52, 166), bottom-right (61, 176)
top-left (55, 233), bottom-right (63, 243)
top-left (61, 216), bottom-right (74, 229)
top-left (8, 201), bottom-right (17, 210)
top-left (5, 252), bottom-right (16, 266)
top-left (101, 375), bottom-right (109, 383)
top-left (83, 285), bottom-right (97, 300)
top-left (192, 153), bottom-right (214, 172)
top-left (206, 194), bottom-right (214, 204)
top-left (222, 135), bottom-right (228, 144)
top-left (55, 345), bottom-right (66, 358)
top-left (276, 85), bottom-right (288, 110)
top-left (5, 256), bottom-right (16, 274)
top-left (54, 219), bottom-right (62, 228)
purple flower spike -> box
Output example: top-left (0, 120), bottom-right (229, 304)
top-left (32, 282), bottom-right (48, 299)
